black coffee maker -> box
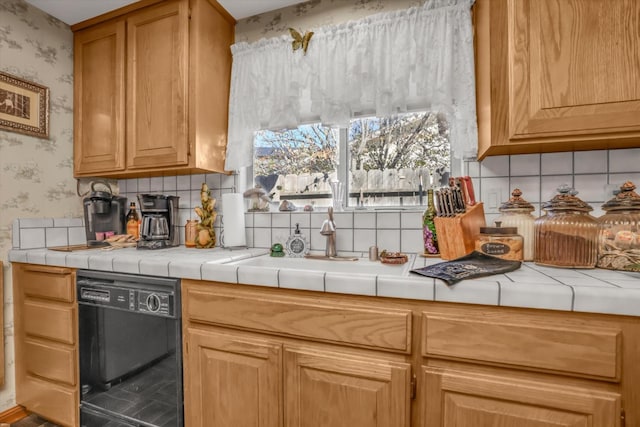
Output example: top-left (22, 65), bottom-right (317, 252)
top-left (83, 182), bottom-right (127, 246)
top-left (137, 194), bottom-right (180, 249)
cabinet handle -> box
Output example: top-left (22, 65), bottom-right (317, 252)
top-left (410, 373), bottom-right (416, 400)
top-left (23, 265), bottom-right (71, 275)
top-left (621, 409), bottom-right (626, 427)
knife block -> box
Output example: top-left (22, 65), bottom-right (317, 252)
top-left (434, 202), bottom-right (486, 260)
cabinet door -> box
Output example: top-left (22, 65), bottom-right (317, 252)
top-left (184, 327), bottom-right (283, 427)
top-left (423, 366), bottom-right (621, 427)
top-left (508, 0), bottom-right (640, 141)
top-left (284, 346), bottom-right (410, 427)
top-left (126, 0), bottom-right (189, 169)
top-left (73, 19), bottom-right (126, 176)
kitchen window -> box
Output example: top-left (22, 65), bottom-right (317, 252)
top-left (252, 111), bottom-right (450, 209)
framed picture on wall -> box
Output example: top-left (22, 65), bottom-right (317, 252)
top-left (0, 71), bottom-right (49, 139)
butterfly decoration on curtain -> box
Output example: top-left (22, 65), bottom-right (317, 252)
top-left (289, 28), bottom-right (314, 55)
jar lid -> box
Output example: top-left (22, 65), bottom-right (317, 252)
top-left (499, 188), bottom-right (535, 212)
top-left (541, 184), bottom-right (593, 212)
top-left (601, 181), bottom-right (640, 211)
top-left (480, 221), bottom-right (518, 235)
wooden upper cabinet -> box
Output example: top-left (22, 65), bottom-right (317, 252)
top-left (73, 20), bottom-right (126, 175)
top-left (476, 0), bottom-right (640, 159)
top-left (126, 0), bottom-right (189, 169)
top-left (73, 0), bottom-right (235, 178)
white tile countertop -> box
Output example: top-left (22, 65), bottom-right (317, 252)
top-left (8, 247), bottom-right (640, 317)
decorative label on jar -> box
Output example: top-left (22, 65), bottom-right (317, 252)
top-left (481, 242), bottom-right (510, 256)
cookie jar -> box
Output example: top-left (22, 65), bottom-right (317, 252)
top-left (534, 184), bottom-right (598, 268)
top-left (597, 181), bottom-right (640, 271)
top-left (497, 188), bottom-right (535, 261)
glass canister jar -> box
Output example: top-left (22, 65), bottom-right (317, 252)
top-left (497, 188), bottom-right (535, 261)
top-left (534, 184), bottom-right (598, 268)
top-left (597, 181), bottom-right (640, 271)
top-left (185, 219), bottom-right (199, 248)
top-left (475, 221), bottom-right (524, 261)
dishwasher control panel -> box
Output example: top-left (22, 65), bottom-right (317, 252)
top-left (77, 274), bottom-right (178, 318)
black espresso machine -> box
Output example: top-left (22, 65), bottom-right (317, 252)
top-left (83, 182), bottom-right (127, 247)
top-left (137, 194), bottom-right (180, 249)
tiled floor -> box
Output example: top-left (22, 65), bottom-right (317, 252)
top-left (9, 414), bottom-right (58, 427)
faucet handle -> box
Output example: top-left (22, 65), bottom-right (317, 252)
top-left (320, 219), bottom-right (336, 235)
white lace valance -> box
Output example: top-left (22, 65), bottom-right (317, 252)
top-left (225, 0), bottom-right (478, 171)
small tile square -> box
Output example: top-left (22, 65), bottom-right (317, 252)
top-left (237, 266), bottom-right (278, 287)
top-left (177, 191), bottom-right (191, 209)
top-left (272, 213), bottom-right (290, 228)
top-left (573, 174), bottom-right (608, 202)
top-left (20, 228), bottom-right (45, 249)
top-left (46, 228), bottom-right (68, 247)
top-left (609, 148), bottom-right (640, 173)
top-left (202, 263), bottom-right (239, 283)
top-left (540, 175), bottom-right (573, 202)
top-left (253, 228), bottom-right (271, 248)
top-left (400, 229), bottom-right (423, 254)
top-left (150, 177), bottom-right (163, 192)
top-left (480, 155), bottom-right (509, 177)
top-left (163, 176), bottom-right (177, 192)
top-left (254, 213), bottom-right (271, 228)
top-left (65, 252), bottom-right (90, 269)
top-left (509, 176), bottom-right (541, 203)
top-left (191, 174), bottom-right (206, 190)
top-left (311, 212), bottom-right (327, 229)
top-left (574, 150), bottom-right (607, 174)
top-left (279, 270), bottom-right (325, 292)
top-left (291, 212), bottom-right (311, 228)
top-left (353, 212), bottom-right (376, 228)
top-left (541, 152), bottom-right (573, 175)
top-left (377, 229), bottom-right (401, 252)
top-left (271, 228), bottom-right (290, 247)
top-left (26, 250), bottom-right (47, 265)
top-left (499, 282), bottom-right (573, 311)
top-left (125, 179), bottom-right (138, 193)
top-left (377, 276), bottom-right (434, 300)
top-left (244, 213), bottom-right (254, 227)
top-left (377, 212), bottom-right (400, 229)
top-left (68, 227), bottom-right (87, 245)
top-left (12, 219), bottom-right (19, 248)
top-left (435, 280), bottom-right (500, 305)
top-left (176, 175), bottom-right (190, 191)
top-left (510, 154), bottom-right (540, 176)
top-left (205, 174), bottom-right (222, 190)
top-left (20, 218), bottom-right (53, 228)
top-left (479, 177), bottom-right (510, 214)
top-left (118, 179), bottom-right (128, 193)
top-left (137, 177), bottom-right (151, 192)
top-left (221, 174), bottom-right (237, 189)
top-left (54, 217), bottom-right (83, 227)
top-left (336, 229), bottom-right (354, 252)
top-left (572, 286), bottom-right (640, 316)
top-left (466, 160), bottom-right (480, 178)
top-left (353, 229), bottom-right (376, 252)
top-left (88, 252), bottom-right (116, 271)
top-left (401, 211), bottom-right (422, 230)
top-left (325, 273), bottom-right (376, 296)
top-left (334, 212), bottom-right (353, 229)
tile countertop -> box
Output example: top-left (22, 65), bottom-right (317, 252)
top-left (8, 247), bottom-right (640, 318)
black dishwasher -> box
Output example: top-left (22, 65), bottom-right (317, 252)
top-left (77, 270), bottom-right (183, 427)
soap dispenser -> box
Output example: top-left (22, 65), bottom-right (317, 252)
top-left (285, 223), bottom-right (310, 257)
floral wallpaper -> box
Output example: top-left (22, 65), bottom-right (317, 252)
top-left (235, 0), bottom-right (423, 43)
top-left (0, 0), bottom-right (76, 411)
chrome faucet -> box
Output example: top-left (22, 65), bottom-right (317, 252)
top-left (320, 207), bottom-right (337, 257)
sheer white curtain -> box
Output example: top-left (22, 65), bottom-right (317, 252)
top-left (225, 0), bottom-right (477, 171)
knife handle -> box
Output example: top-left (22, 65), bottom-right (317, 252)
top-left (462, 176), bottom-right (476, 206)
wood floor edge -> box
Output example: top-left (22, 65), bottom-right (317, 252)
top-left (0, 405), bottom-right (29, 423)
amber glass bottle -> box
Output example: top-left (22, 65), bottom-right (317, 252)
top-left (126, 202), bottom-right (140, 239)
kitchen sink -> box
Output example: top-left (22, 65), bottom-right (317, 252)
top-left (228, 253), bottom-right (414, 276)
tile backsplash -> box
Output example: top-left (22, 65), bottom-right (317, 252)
top-left (12, 147), bottom-right (640, 253)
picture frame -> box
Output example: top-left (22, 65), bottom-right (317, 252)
top-left (0, 71), bottom-right (49, 138)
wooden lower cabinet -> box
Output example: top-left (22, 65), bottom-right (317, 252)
top-left (423, 367), bottom-right (621, 426)
top-left (184, 327), bottom-right (282, 427)
top-left (182, 326), bottom-right (411, 427)
top-left (12, 263), bottom-right (78, 427)
top-left (284, 346), bottom-right (410, 427)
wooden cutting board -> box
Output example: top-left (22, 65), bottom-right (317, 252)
top-left (48, 244), bottom-right (104, 252)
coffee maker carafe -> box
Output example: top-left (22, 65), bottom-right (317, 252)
top-left (83, 182), bottom-right (127, 246)
top-left (137, 194), bottom-right (180, 249)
